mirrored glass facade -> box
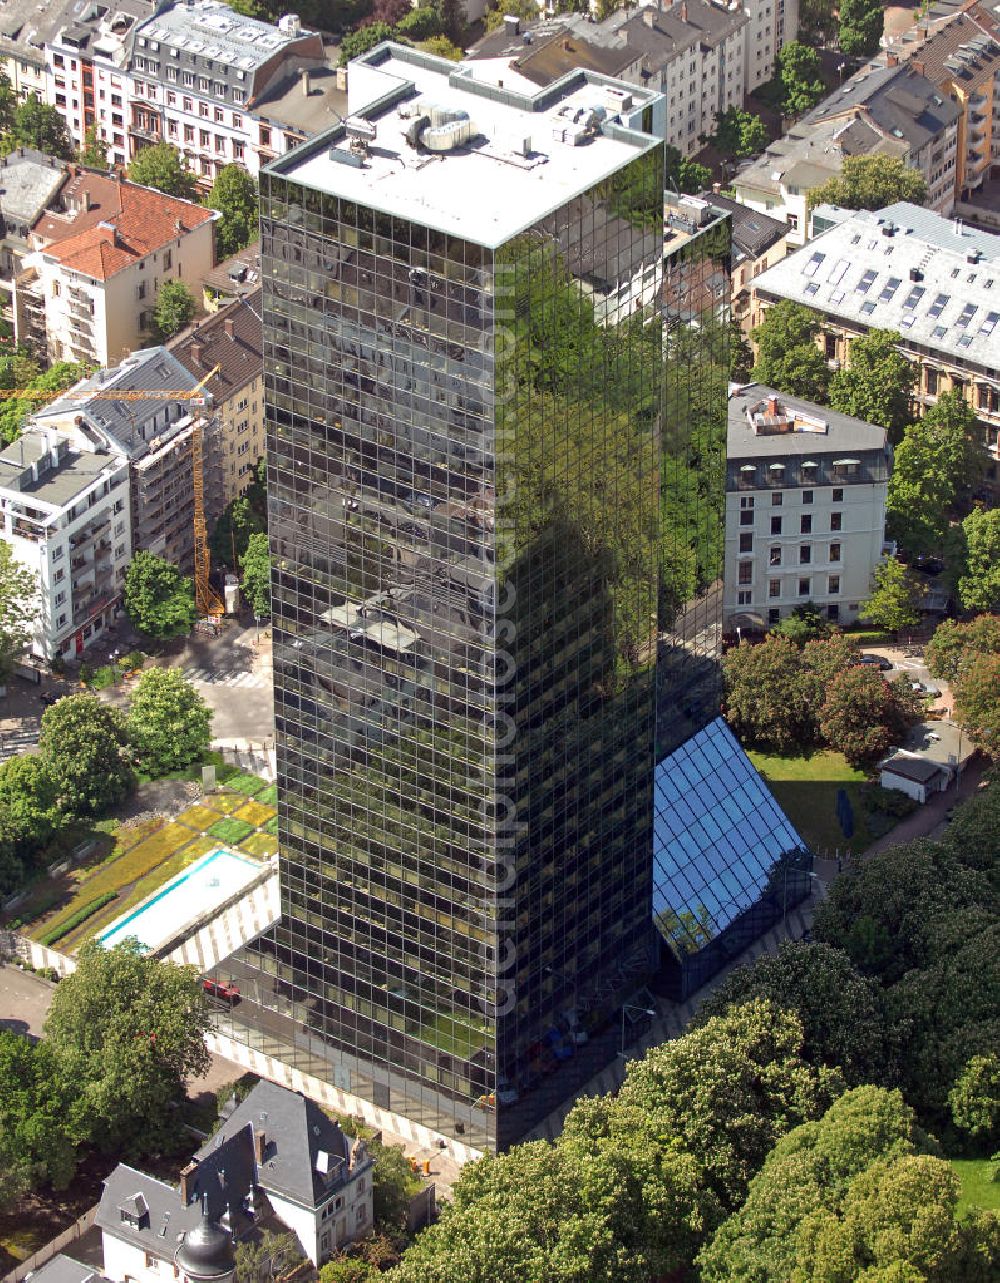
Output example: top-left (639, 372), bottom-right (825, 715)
top-left (211, 119), bottom-right (670, 1151)
top-left (653, 717), bottom-right (812, 999)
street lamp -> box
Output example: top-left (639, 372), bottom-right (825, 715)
top-left (619, 1004), bottom-right (656, 1058)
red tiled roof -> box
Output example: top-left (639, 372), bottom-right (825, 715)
top-left (37, 171), bottom-right (215, 281)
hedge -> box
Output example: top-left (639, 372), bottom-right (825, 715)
top-left (40, 891), bottom-right (118, 946)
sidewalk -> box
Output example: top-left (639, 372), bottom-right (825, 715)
top-left (863, 755), bottom-right (988, 856)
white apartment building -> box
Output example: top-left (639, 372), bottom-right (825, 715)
top-left (17, 168), bottom-right (216, 366)
top-left (0, 427), bottom-right (131, 661)
top-left (725, 386), bottom-right (892, 629)
top-left (125, 1), bottom-right (329, 183)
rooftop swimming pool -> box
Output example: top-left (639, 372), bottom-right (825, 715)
top-left (97, 848), bottom-right (263, 953)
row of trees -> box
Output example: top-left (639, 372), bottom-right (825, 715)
top-left (722, 632), bottom-right (920, 762)
top-left (0, 676), bottom-right (212, 896)
top-left (376, 776), bottom-right (999, 1281)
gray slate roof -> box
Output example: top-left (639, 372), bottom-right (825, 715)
top-left (96, 1164), bottom-right (194, 1257)
top-left (695, 192), bottom-right (786, 263)
top-left (198, 1079), bottom-right (355, 1208)
top-left (753, 203), bottom-right (1000, 372)
top-left (34, 348), bottom-right (199, 458)
top-left (0, 149), bottom-right (67, 233)
top-left (807, 62), bottom-right (960, 152)
top-left (727, 384), bottom-right (887, 461)
top-left (28, 1256), bottom-right (112, 1283)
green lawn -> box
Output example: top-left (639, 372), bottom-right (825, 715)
top-left (748, 750), bottom-right (872, 857)
top-left (951, 1159), bottom-right (1000, 1218)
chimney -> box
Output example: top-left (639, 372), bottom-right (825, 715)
top-left (912, 58), bottom-right (925, 75)
top-left (643, 7), bottom-right (656, 25)
top-left (174, 217), bottom-right (183, 234)
top-left (82, 188), bottom-right (91, 212)
top-left (886, 51), bottom-right (898, 66)
top-left (179, 1161), bottom-right (198, 1205)
top-left (712, 181), bottom-right (721, 193)
top-left (300, 67), bottom-right (311, 97)
top-left (562, 37), bottom-right (573, 50)
top-left (767, 395), bottom-right (779, 416)
top-left (191, 339), bottom-right (205, 365)
top-left (680, 0), bottom-right (688, 18)
top-left (223, 315), bottom-right (235, 338)
top-left (253, 1129), bottom-right (267, 1164)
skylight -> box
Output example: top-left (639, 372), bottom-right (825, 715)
top-left (932, 324), bottom-right (948, 339)
top-left (803, 252), bottom-right (826, 278)
top-left (928, 293), bottom-right (950, 319)
top-left (827, 258), bottom-right (850, 286)
top-left (902, 286), bottom-right (926, 309)
top-left (956, 303), bottom-right (978, 328)
top-left (978, 310), bottom-right (1000, 336)
top-left (856, 269), bottom-right (878, 294)
top-left (879, 276), bottom-right (902, 301)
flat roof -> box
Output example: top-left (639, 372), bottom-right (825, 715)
top-left (268, 43), bottom-right (660, 248)
top-left (0, 431), bottom-right (117, 510)
top-left (137, 0), bottom-right (312, 74)
top-left (727, 384), bottom-right (887, 459)
top-left (754, 203), bottom-right (1000, 371)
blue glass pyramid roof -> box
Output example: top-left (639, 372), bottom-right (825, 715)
top-left (652, 716), bottom-right (806, 957)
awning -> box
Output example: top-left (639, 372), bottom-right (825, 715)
top-left (768, 462), bottom-right (785, 470)
top-left (801, 460), bottom-right (819, 467)
top-left (739, 464), bottom-right (756, 472)
top-left (833, 458), bottom-right (860, 466)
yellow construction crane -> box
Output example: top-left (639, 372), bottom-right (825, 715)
top-left (3, 364), bottom-right (225, 623)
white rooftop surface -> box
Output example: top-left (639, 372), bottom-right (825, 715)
top-left (279, 50), bottom-right (657, 247)
top-left (754, 202), bottom-right (1000, 371)
top-left (137, 0), bottom-right (309, 72)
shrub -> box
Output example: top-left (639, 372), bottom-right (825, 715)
top-left (40, 891), bottom-right (117, 946)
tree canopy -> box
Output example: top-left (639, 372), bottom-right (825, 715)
top-left (777, 42), bottom-right (825, 115)
top-left (711, 107), bottom-right (768, 159)
top-left (37, 693), bottom-right (134, 819)
top-left (0, 754), bottom-right (61, 897)
top-left (127, 141), bottom-right (198, 199)
top-left (0, 538), bottom-right (38, 684)
top-left (829, 329), bottom-right (915, 441)
top-left (80, 123), bottom-right (109, 169)
top-left (698, 1087), bottom-right (992, 1283)
top-left (0, 1034), bottom-right (81, 1213)
top-left (2, 93), bottom-right (74, 159)
top-left (750, 300), bottom-right (830, 400)
top-left (0, 361), bottom-right (90, 446)
top-left (958, 507), bottom-right (1000, 612)
top-left (838, 0), bottom-right (885, 60)
top-left (695, 942), bottom-right (888, 1085)
top-left (44, 940), bottom-right (211, 1153)
top-left (211, 457), bottom-right (267, 568)
top-left (952, 653), bottom-right (1000, 755)
top-left (124, 550), bottom-right (197, 639)
top-left (240, 530), bottom-right (271, 618)
top-left (153, 279), bottom-right (196, 340)
top-left (818, 664), bottom-right (918, 767)
top-left (205, 164), bottom-right (259, 257)
top-left (127, 668), bottom-right (213, 775)
top-left (925, 615), bottom-right (1000, 684)
top-left (339, 22), bottom-right (394, 64)
top-left (860, 556), bottom-right (923, 635)
top-left (809, 154), bottom-right (927, 211)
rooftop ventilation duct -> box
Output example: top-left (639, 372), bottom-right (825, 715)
top-left (405, 104), bottom-right (475, 152)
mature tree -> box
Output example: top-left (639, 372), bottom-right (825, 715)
top-left (885, 920), bottom-right (1000, 1114)
top-left (952, 653), bottom-right (1000, 755)
top-left (722, 634), bottom-right (817, 753)
top-left (958, 507), bottom-right (1000, 612)
top-left (798, 0), bottom-right (837, 43)
top-left (926, 614), bottom-right (1000, 684)
top-left (436, 0), bottom-right (464, 40)
top-left (127, 668), bottom-right (212, 775)
top-left (888, 392), bottom-right (983, 554)
top-left (210, 463), bottom-right (267, 567)
top-left (153, 279), bottom-right (196, 340)
top-left (339, 21), bottom-right (394, 64)
top-left (829, 329), bottom-right (915, 441)
top-left (38, 693), bottom-right (134, 819)
top-left (818, 664), bottom-right (917, 767)
top-left (938, 768), bottom-right (1000, 875)
top-left (616, 1000), bottom-right (843, 1212)
top-left (0, 754), bottom-right (61, 894)
top-left (728, 318), bottom-right (753, 382)
top-left (360, 0), bottom-right (411, 25)
top-left (750, 300), bottom-right (830, 400)
top-left (240, 531), bottom-right (271, 618)
top-left (694, 942), bottom-right (887, 1085)
top-left (5, 94), bottom-right (74, 158)
top-left (772, 600), bottom-right (829, 645)
top-left (0, 538), bottom-right (38, 684)
top-left (838, 0), bottom-right (885, 59)
top-left (483, 0), bottom-right (536, 32)
top-left (711, 107), bottom-right (768, 159)
top-left (859, 556), bottom-right (923, 635)
top-left (79, 123), bottom-right (109, 169)
top-left (699, 1087), bottom-right (994, 1283)
top-left (394, 5), bottom-right (442, 38)
top-left (236, 1231), bottom-right (304, 1283)
top-left (949, 1054), bottom-right (1000, 1144)
top-left (44, 940), bottom-right (211, 1153)
top-left (0, 68), bottom-right (15, 137)
top-left (809, 154), bottom-right (928, 212)
top-left (124, 550), bottom-right (197, 639)
top-left (812, 838), bottom-right (990, 983)
top-left (0, 1033), bottom-right (80, 1211)
top-left (0, 360), bottom-right (90, 445)
top-left (127, 141), bottom-right (198, 198)
top-left (319, 1261), bottom-right (374, 1283)
top-left (205, 164), bottom-right (259, 258)
top-left (778, 42), bottom-right (825, 115)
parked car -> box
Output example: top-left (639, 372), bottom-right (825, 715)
top-left (203, 978), bottom-right (240, 1002)
top-left (40, 691), bottom-right (63, 707)
top-left (857, 654), bottom-right (892, 671)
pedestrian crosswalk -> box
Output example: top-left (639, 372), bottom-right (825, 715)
top-left (0, 720), bottom-right (40, 761)
top-left (175, 665), bottom-right (270, 689)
